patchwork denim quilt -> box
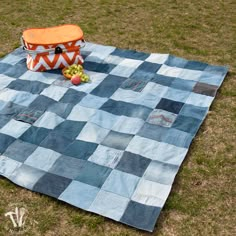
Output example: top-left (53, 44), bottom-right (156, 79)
top-left (0, 43), bottom-right (228, 231)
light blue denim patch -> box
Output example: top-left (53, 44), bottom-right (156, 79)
top-left (59, 180), bottom-right (100, 210)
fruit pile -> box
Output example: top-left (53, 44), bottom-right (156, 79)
top-left (63, 64), bottom-right (90, 85)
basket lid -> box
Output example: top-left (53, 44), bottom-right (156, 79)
top-left (23, 24), bottom-right (83, 45)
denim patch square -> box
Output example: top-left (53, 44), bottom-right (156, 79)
top-left (90, 110), bottom-right (119, 130)
top-left (4, 60), bottom-right (28, 78)
top-left (115, 151), bottom-right (151, 177)
top-left (165, 55), bottom-right (188, 68)
top-left (59, 89), bottom-right (87, 105)
top-left (40, 132), bottom-right (72, 153)
top-left (102, 169), bottom-right (140, 198)
top-left (156, 98), bottom-right (184, 114)
top-left (138, 123), bottom-right (169, 142)
top-left (63, 140), bottom-right (98, 160)
top-left (101, 131), bottom-right (134, 150)
top-left (7, 79), bottom-right (49, 94)
top-left (79, 94), bottom-right (108, 109)
top-left (170, 77), bottom-right (196, 91)
top-left (15, 108), bottom-right (45, 124)
top-left (137, 61), bottom-right (162, 73)
top-left (88, 145), bottom-right (123, 168)
top-left (11, 164), bottom-right (46, 189)
top-left (111, 48), bottom-right (149, 60)
top-left (89, 190), bottom-right (129, 221)
top-left (120, 200), bottom-right (161, 232)
top-left (49, 155), bottom-right (85, 179)
top-left (24, 147), bottom-right (61, 172)
top-left (193, 82), bottom-right (218, 97)
top-left (185, 60), bottom-right (208, 71)
top-left (121, 79), bottom-right (147, 92)
top-left (163, 88), bottom-right (190, 103)
top-left (77, 122), bottom-right (110, 144)
top-left (172, 115), bottom-right (202, 135)
top-left (100, 99), bottom-right (152, 120)
top-left (3, 140), bottom-right (37, 162)
top-left (131, 179), bottom-right (171, 208)
top-left (0, 74), bottom-right (15, 90)
top-left (0, 119), bottom-right (31, 138)
top-left (59, 180), bottom-right (100, 210)
top-left (83, 61), bottom-right (116, 73)
top-left (0, 156), bottom-right (21, 177)
top-left (47, 102), bottom-right (74, 119)
top-left (151, 74), bottom-right (175, 86)
top-left (91, 75), bottom-right (126, 98)
top-left (0, 133), bottom-right (16, 154)
top-left (147, 109), bottom-right (177, 127)
top-left (126, 135), bottom-right (160, 160)
top-left (75, 161), bottom-right (112, 188)
top-left (33, 172), bottom-right (72, 198)
top-left (0, 88), bottom-right (38, 107)
top-left (41, 85), bottom-right (69, 101)
top-left (143, 160), bottom-right (179, 185)
top-left (28, 95), bottom-right (56, 111)
top-left (162, 128), bottom-right (193, 148)
top-left (53, 120), bottom-right (86, 140)
top-left (180, 104), bottom-right (208, 120)
top-left (19, 126), bottom-right (50, 146)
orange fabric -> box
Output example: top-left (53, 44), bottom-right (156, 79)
top-left (23, 24), bottom-right (83, 45)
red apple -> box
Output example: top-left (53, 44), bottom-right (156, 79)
top-left (71, 74), bottom-right (81, 85)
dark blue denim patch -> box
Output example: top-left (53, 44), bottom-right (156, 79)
top-left (180, 104), bottom-right (208, 120)
top-left (63, 140), bottom-right (98, 160)
top-left (28, 95), bottom-right (56, 111)
top-left (138, 123), bottom-right (169, 142)
top-left (115, 152), bottom-right (151, 177)
top-left (53, 120), bottom-right (86, 140)
top-left (156, 98), bottom-right (184, 114)
top-left (3, 140), bottom-right (37, 162)
top-left (47, 102), bottom-right (74, 119)
top-left (137, 61), bottom-right (162, 73)
top-left (130, 69), bottom-right (155, 81)
top-left (40, 132), bottom-right (72, 153)
top-left (83, 61), bottom-right (116, 73)
top-left (7, 79), bottom-right (49, 94)
top-left (120, 79), bottom-right (147, 92)
top-left (75, 161), bottom-right (112, 188)
top-left (185, 60), bottom-right (208, 71)
top-left (33, 172), bottom-right (72, 198)
top-left (0, 116), bottom-right (10, 128)
top-left (0, 133), bottom-right (15, 154)
top-left (49, 155), bottom-right (86, 179)
top-left (19, 126), bottom-right (50, 145)
top-left (4, 60), bottom-right (28, 78)
top-left (100, 99), bottom-right (152, 120)
top-left (59, 89), bottom-right (87, 105)
top-left (91, 75), bottom-right (127, 98)
top-left (121, 201), bottom-right (161, 232)
top-left (172, 115), bottom-right (202, 135)
top-left (111, 48), bottom-right (149, 60)
top-left (15, 108), bottom-right (45, 124)
top-left (151, 74), bottom-right (175, 86)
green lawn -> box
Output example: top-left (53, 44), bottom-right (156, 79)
top-left (0, 0), bottom-right (235, 235)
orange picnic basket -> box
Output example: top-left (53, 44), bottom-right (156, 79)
top-left (21, 24), bottom-right (85, 72)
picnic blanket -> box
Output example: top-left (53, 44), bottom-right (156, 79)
top-left (0, 42), bottom-right (228, 232)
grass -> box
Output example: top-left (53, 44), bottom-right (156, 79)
top-left (0, 0), bottom-right (235, 235)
